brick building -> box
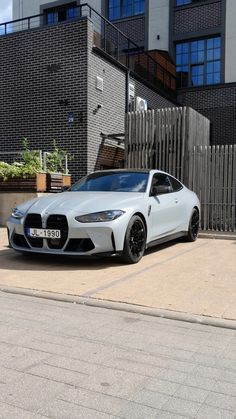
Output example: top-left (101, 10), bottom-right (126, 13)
top-left (0, 1), bottom-right (177, 179)
top-left (1, 0), bottom-right (235, 180)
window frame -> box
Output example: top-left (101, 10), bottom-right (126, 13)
top-left (176, 36), bottom-right (221, 88)
top-left (176, 0), bottom-right (192, 6)
top-left (44, 2), bottom-right (77, 25)
top-left (108, 0), bottom-right (145, 21)
top-left (169, 176), bottom-right (183, 192)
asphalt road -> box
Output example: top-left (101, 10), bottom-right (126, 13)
top-left (0, 292), bottom-right (236, 418)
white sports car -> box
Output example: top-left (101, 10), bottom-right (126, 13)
top-left (7, 170), bottom-right (200, 263)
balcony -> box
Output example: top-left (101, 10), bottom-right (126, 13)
top-left (0, 3), bottom-right (176, 96)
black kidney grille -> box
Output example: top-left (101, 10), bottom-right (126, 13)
top-left (24, 213), bottom-right (43, 248)
top-left (46, 214), bottom-right (68, 249)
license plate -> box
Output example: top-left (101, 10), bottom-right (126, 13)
top-left (26, 228), bottom-right (61, 239)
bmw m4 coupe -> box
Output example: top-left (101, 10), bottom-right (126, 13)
top-left (7, 170), bottom-right (200, 263)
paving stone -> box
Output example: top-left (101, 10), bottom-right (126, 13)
top-left (26, 363), bottom-right (89, 386)
top-left (81, 368), bottom-right (147, 399)
top-left (174, 384), bottom-right (209, 403)
top-left (0, 402), bottom-right (48, 419)
top-left (161, 397), bottom-right (202, 418)
top-left (157, 369), bottom-right (189, 384)
top-left (205, 392), bottom-right (236, 410)
top-left (0, 373), bottom-right (70, 412)
top-left (144, 377), bottom-right (180, 396)
top-left (213, 380), bottom-right (236, 397)
top-left (103, 356), bottom-right (164, 378)
top-left (129, 388), bottom-right (170, 409)
top-left (39, 398), bottom-right (117, 419)
top-left (183, 374), bottom-right (217, 391)
top-left (195, 405), bottom-right (235, 419)
top-left (155, 412), bottom-right (188, 419)
top-left (192, 365), bottom-right (221, 379)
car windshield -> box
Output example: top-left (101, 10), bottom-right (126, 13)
top-left (70, 172), bottom-right (149, 192)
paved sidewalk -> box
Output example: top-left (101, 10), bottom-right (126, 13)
top-left (0, 228), bottom-right (236, 321)
top-left (0, 291), bottom-right (236, 419)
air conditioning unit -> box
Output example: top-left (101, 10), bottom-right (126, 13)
top-left (136, 97), bottom-right (148, 112)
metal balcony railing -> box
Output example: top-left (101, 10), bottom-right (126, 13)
top-left (0, 3), bottom-right (176, 96)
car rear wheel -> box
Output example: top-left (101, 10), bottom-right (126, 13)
top-left (122, 215), bottom-right (146, 264)
top-left (186, 208), bottom-right (199, 242)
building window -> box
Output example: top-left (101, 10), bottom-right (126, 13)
top-left (176, 37), bottom-right (221, 88)
top-left (108, 0), bottom-right (145, 21)
top-left (176, 0), bottom-right (192, 5)
top-left (45, 2), bottom-right (77, 25)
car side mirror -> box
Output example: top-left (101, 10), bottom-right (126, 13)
top-left (151, 185), bottom-right (171, 196)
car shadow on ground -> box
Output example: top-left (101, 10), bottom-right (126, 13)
top-left (0, 240), bottom-right (181, 272)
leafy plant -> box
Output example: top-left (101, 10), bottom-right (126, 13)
top-left (20, 138), bottom-right (42, 172)
top-left (0, 138), bottom-right (43, 181)
top-left (45, 140), bottom-right (70, 174)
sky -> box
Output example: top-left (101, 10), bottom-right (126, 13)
top-left (0, 0), bottom-right (12, 23)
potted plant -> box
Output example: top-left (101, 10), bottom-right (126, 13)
top-left (0, 139), bottom-right (46, 192)
top-left (45, 141), bottom-right (72, 192)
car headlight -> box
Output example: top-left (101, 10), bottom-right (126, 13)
top-left (75, 210), bottom-right (125, 223)
top-left (11, 208), bottom-right (25, 219)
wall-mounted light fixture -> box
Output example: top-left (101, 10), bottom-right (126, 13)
top-left (93, 104), bottom-right (103, 115)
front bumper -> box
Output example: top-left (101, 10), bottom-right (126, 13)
top-left (7, 212), bottom-right (129, 256)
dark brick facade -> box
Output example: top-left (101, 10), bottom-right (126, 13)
top-left (178, 83), bottom-right (236, 145)
top-left (0, 19), bottom-right (89, 179)
top-left (113, 16), bottom-right (145, 47)
top-left (174, 1), bottom-right (221, 35)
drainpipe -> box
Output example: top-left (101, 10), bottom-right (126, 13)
top-left (125, 69), bottom-right (130, 114)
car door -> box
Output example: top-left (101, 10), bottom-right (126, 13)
top-left (148, 173), bottom-right (182, 241)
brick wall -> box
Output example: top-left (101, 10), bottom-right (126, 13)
top-left (174, 1), bottom-right (221, 35)
top-left (113, 17), bottom-right (145, 47)
top-left (178, 83), bottom-right (236, 145)
top-left (0, 19), bottom-right (89, 180)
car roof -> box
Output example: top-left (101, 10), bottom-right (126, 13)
top-left (91, 169), bottom-right (165, 175)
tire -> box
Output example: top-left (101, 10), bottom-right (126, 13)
top-left (122, 215), bottom-right (146, 264)
top-left (186, 208), bottom-right (200, 242)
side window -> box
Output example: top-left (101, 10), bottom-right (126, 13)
top-left (151, 173), bottom-right (172, 195)
top-left (169, 176), bottom-right (183, 192)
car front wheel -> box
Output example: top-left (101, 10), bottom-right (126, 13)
top-left (186, 208), bottom-right (200, 242)
top-left (122, 215), bottom-right (146, 264)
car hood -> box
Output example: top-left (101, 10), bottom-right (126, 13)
top-left (18, 192), bottom-right (146, 215)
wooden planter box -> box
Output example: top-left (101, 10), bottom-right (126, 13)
top-left (62, 174), bottom-right (71, 187)
top-left (46, 173), bottom-right (71, 192)
top-left (0, 172), bottom-right (47, 192)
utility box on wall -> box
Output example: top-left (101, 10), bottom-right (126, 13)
top-left (125, 106), bottom-right (210, 185)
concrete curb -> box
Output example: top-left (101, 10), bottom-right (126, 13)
top-left (199, 232), bottom-right (236, 240)
top-left (1, 285), bottom-right (236, 330)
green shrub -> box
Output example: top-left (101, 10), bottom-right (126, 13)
top-left (0, 138), bottom-right (42, 181)
top-left (45, 140), bottom-right (71, 174)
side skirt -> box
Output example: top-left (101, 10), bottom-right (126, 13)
top-left (146, 231), bottom-right (187, 249)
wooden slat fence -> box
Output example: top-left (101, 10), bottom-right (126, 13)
top-left (125, 107), bottom-right (210, 184)
top-left (188, 145), bottom-right (236, 232)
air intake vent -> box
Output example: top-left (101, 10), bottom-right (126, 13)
top-left (96, 76), bottom-right (104, 91)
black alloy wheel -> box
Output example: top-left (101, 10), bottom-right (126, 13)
top-left (186, 208), bottom-right (200, 242)
top-left (123, 215), bottom-right (146, 264)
